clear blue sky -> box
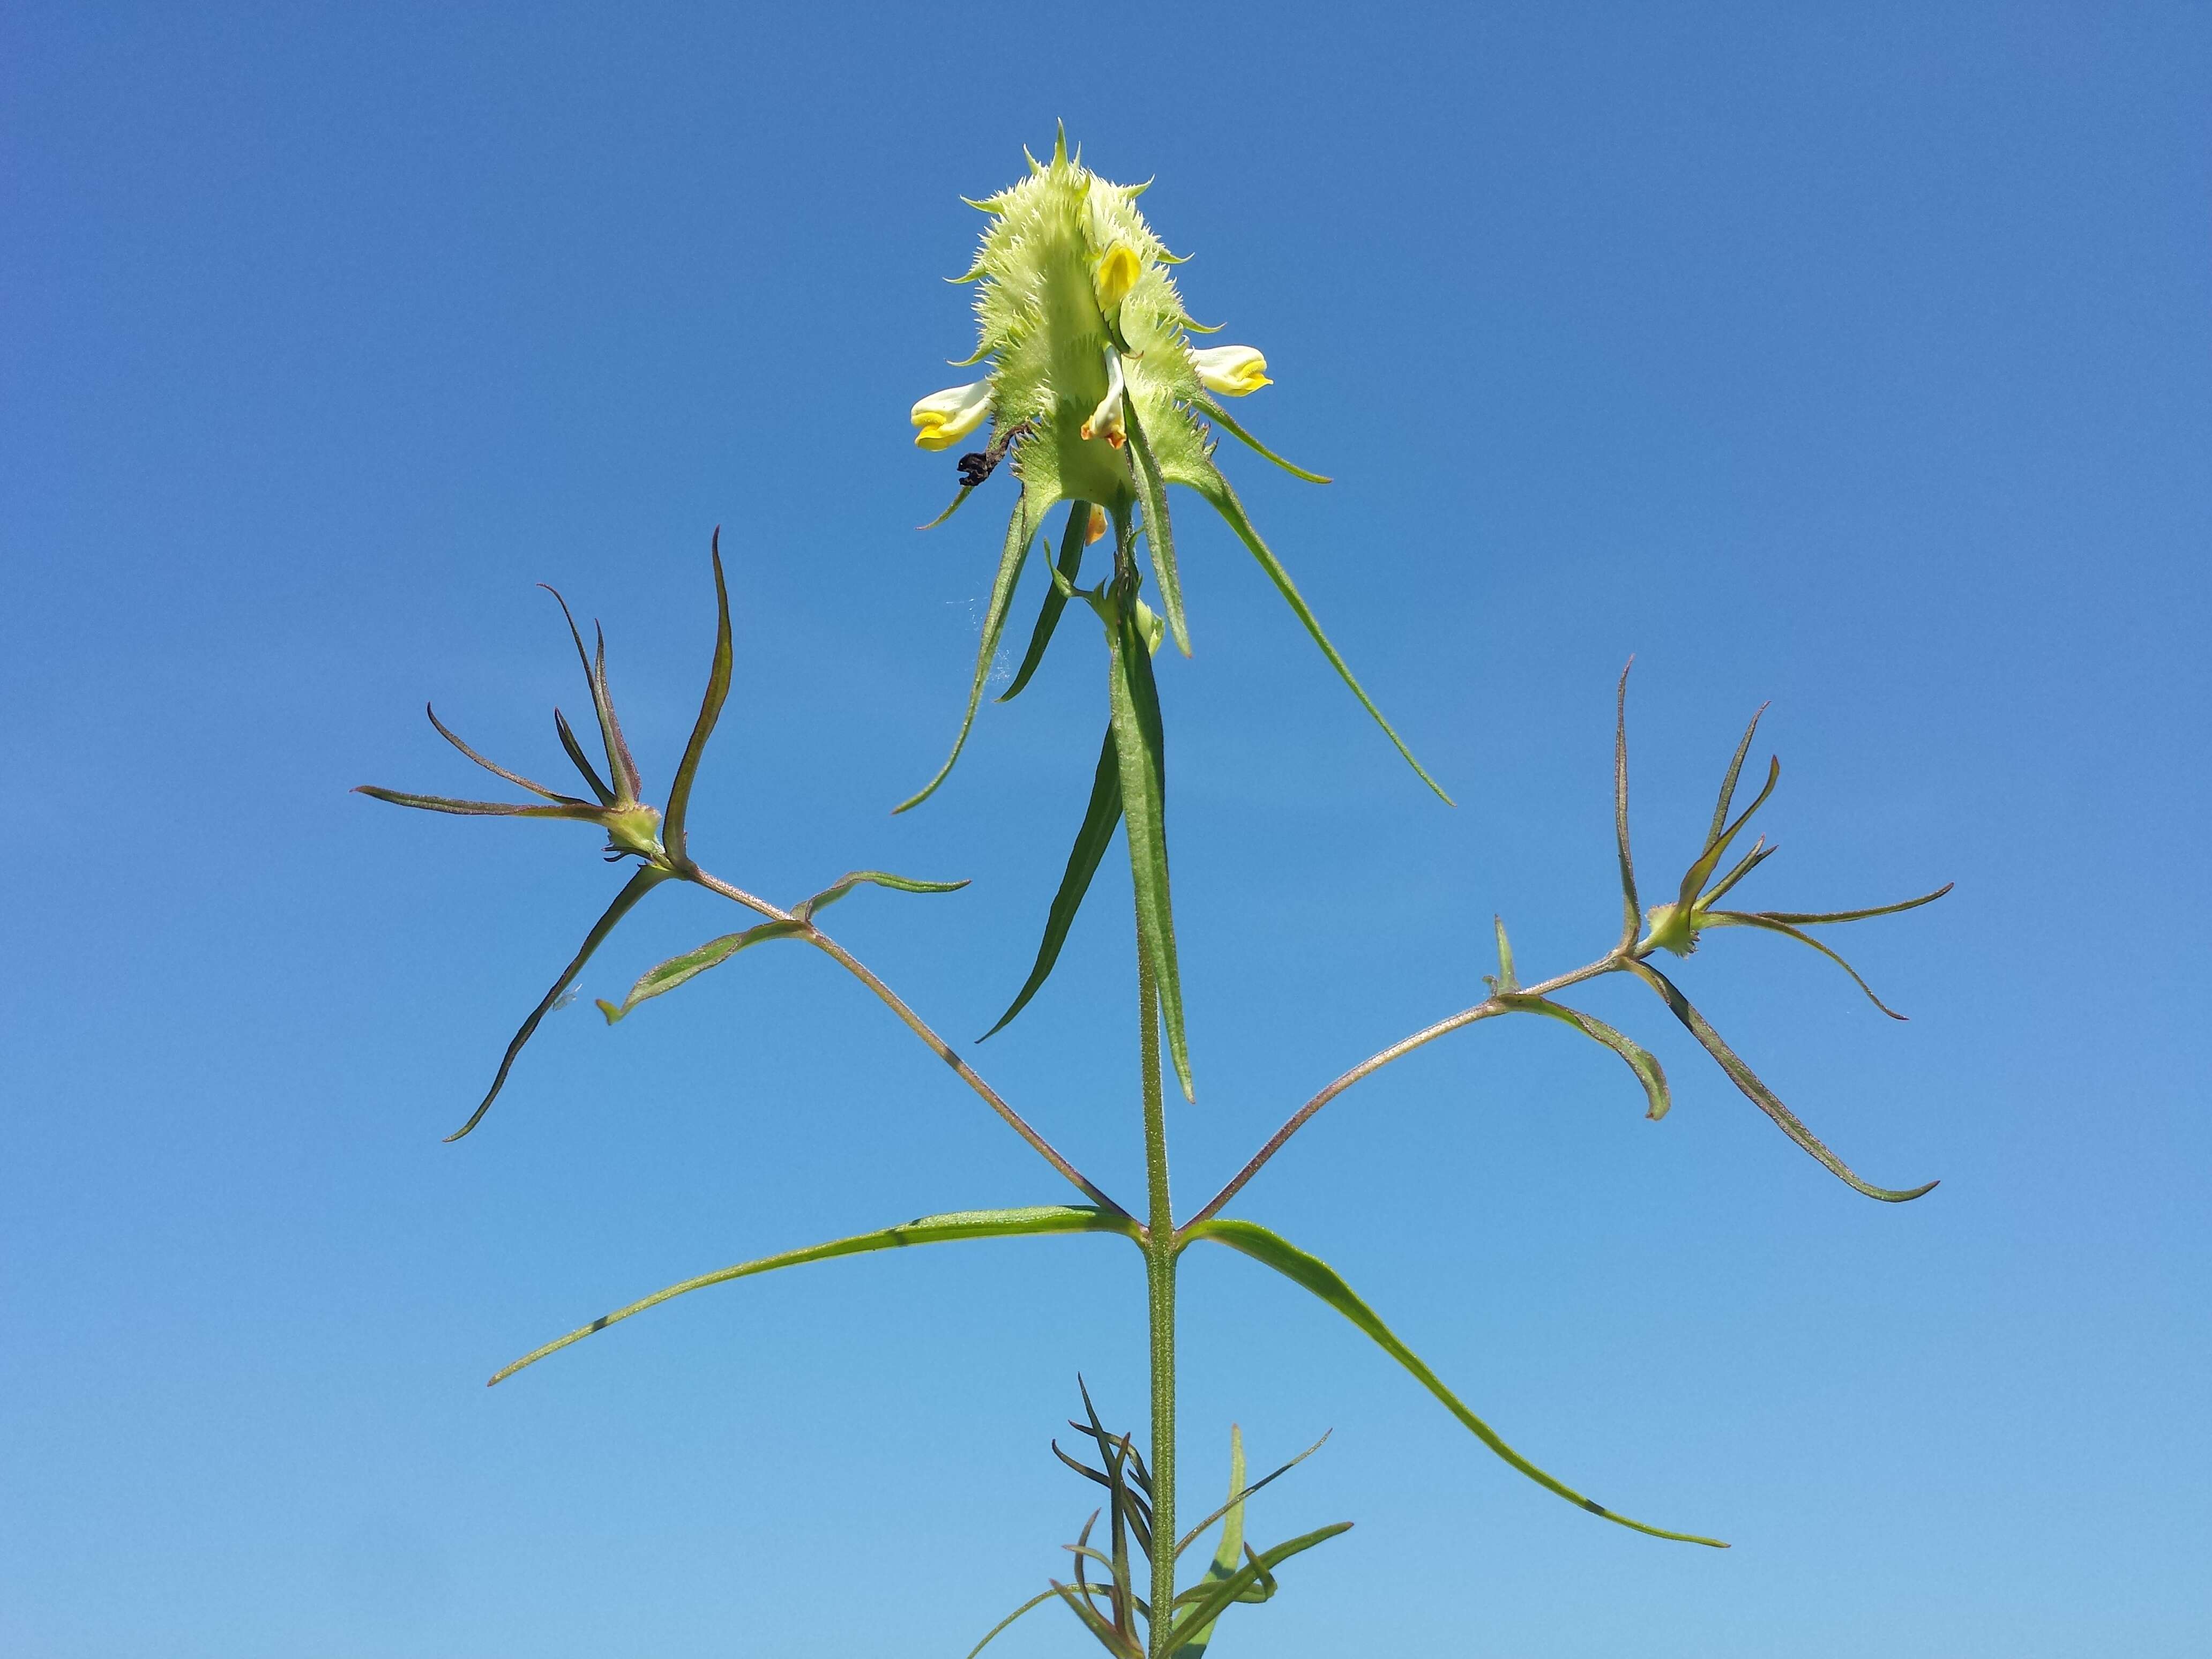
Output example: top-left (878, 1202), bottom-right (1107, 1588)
top-left (5, 4), bottom-right (2208, 1654)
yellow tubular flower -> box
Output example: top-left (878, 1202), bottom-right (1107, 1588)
top-left (910, 380), bottom-right (994, 450)
top-left (1191, 344), bottom-right (1271, 397)
top-left (1094, 243), bottom-right (1141, 313)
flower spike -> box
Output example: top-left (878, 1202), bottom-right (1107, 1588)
top-left (902, 134), bottom-right (1444, 803)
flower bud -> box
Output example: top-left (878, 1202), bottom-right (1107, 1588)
top-left (1191, 344), bottom-right (1272, 397)
top-left (910, 381), bottom-right (994, 451)
top-left (1081, 351), bottom-right (1128, 447)
top-left (602, 802), bottom-right (666, 863)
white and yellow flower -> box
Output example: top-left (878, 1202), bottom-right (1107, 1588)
top-left (910, 380), bottom-right (993, 451)
top-left (1190, 344), bottom-right (1271, 397)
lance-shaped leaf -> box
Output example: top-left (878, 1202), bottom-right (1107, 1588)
top-left (553, 707), bottom-right (617, 805)
top-left (1164, 1523), bottom-right (1354, 1655)
top-left (1621, 956), bottom-right (1938, 1202)
top-left (1701, 910), bottom-right (1915, 1019)
top-left (1175, 1427), bottom-right (1330, 1561)
top-left (490, 1205), bottom-right (1139, 1385)
top-left (1120, 394), bottom-right (1191, 657)
top-left (896, 485), bottom-right (1057, 813)
top-left (662, 529), bottom-right (731, 868)
top-left (1187, 1427), bottom-right (1246, 1657)
top-left (983, 723), bottom-right (1123, 1040)
top-left (1485, 913), bottom-right (1521, 994)
top-left (966, 1588), bottom-right (1062, 1659)
top-left (795, 868), bottom-right (970, 923)
top-left (1193, 395), bottom-right (1333, 484)
top-left (919, 482), bottom-right (975, 532)
top-left (594, 917), bottom-right (808, 1025)
top-left (1706, 704), bottom-right (1770, 845)
top-left (352, 787), bottom-right (606, 822)
top-left (445, 864), bottom-right (669, 1141)
top-left (1048, 1579), bottom-right (1142, 1659)
top-left (1180, 461), bottom-right (1452, 805)
top-left (1096, 589), bottom-right (1192, 1101)
top-left (1001, 499), bottom-right (1093, 703)
top-left (542, 585), bottom-right (640, 804)
top-left (424, 705), bottom-right (588, 804)
top-left (1503, 993), bottom-right (1673, 1120)
top-left (1672, 756), bottom-right (1778, 915)
top-left (1752, 884), bottom-right (1955, 928)
top-left (1614, 663), bottom-right (1641, 950)
top-left (1185, 1217), bottom-right (1729, 1548)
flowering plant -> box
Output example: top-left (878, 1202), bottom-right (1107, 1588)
top-left (362, 130), bottom-right (1947, 1655)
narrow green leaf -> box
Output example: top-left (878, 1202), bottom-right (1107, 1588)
top-left (965, 1588), bottom-right (1060, 1659)
top-left (1165, 1523), bottom-right (1354, 1653)
top-left (1049, 1580), bottom-right (1145, 1659)
top-left (1699, 836), bottom-right (1776, 909)
top-left (446, 865), bottom-right (669, 1141)
top-left (490, 1205), bottom-right (1138, 1384)
top-left (595, 917), bottom-right (807, 1024)
top-left (553, 707), bottom-right (617, 806)
top-left (352, 786), bottom-right (604, 821)
top-left (1504, 995), bottom-right (1672, 1120)
top-left (1000, 499), bottom-right (1094, 703)
top-left (895, 488), bottom-right (1056, 813)
top-left (1489, 914), bottom-right (1521, 994)
top-left (1120, 394), bottom-right (1192, 657)
top-left (1098, 591), bottom-right (1192, 1101)
top-left (590, 623), bottom-right (644, 803)
top-left (796, 869), bottom-right (970, 922)
top-left (1754, 883), bottom-right (1954, 926)
top-left (662, 528), bottom-right (731, 867)
top-left (1175, 1429), bottom-right (1329, 1560)
top-left (1678, 756), bottom-right (1778, 911)
top-left (1615, 662), bottom-right (1641, 950)
top-left (1621, 957), bottom-right (1938, 1201)
top-left (1186, 464), bottom-right (1453, 805)
top-left (541, 586), bottom-right (636, 805)
top-left (983, 723), bottom-right (1123, 1040)
top-left (1186, 1217), bottom-right (1729, 1547)
top-left (920, 483), bottom-right (975, 531)
top-left (1193, 396), bottom-right (1333, 483)
top-left (1699, 911), bottom-right (1909, 1019)
top-left (424, 704), bottom-right (586, 804)
top-left (1707, 704), bottom-right (1769, 846)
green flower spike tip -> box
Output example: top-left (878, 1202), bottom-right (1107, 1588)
top-left (898, 124), bottom-right (1449, 812)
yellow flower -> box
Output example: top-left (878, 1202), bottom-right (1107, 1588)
top-left (1191, 344), bottom-right (1271, 397)
top-left (910, 380), bottom-right (993, 451)
top-left (1094, 243), bottom-right (1141, 313)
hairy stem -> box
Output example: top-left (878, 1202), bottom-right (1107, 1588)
top-left (1182, 954), bottom-right (1621, 1233)
top-left (1137, 900), bottom-right (1177, 1657)
top-left (686, 864), bottom-right (1132, 1221)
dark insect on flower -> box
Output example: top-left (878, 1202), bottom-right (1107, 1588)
top-left (956, 419), bottom-right (1033, 488)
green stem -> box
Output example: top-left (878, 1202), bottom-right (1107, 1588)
top-left (1138, 904), bottom-right (1177, 1658)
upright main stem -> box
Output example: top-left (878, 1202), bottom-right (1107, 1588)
top-left (1137, 921), bottom-right (1177, 1656)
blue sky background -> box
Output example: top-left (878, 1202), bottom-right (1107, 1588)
top-left (5, 4), bottom-right (2208, 1654)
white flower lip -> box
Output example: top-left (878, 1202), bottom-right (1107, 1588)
top-left (1191, 344), bottom-right (1271, 397)
top-left (911, 380), bottom-right (995, 450)
top-left (1081, 350), bottom-right (1128, 446)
